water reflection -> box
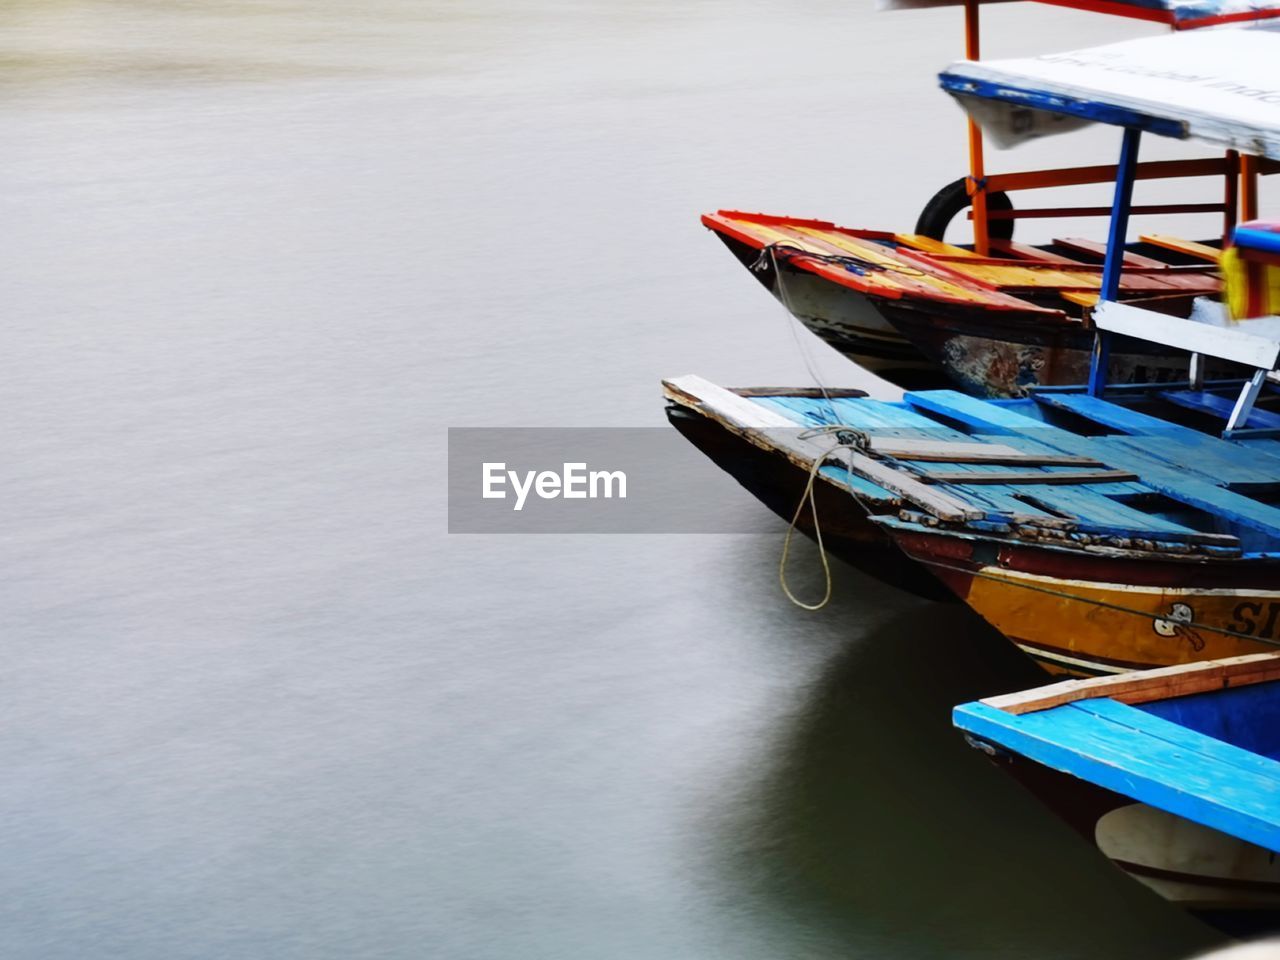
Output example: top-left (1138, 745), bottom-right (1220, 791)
top-left (709, 600), bottom-right (1225, 959)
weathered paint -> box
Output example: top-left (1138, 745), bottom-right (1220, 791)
top-left (881, 299), bottom-right (1227, 398)
top-left (894, 526), bottom-right (1280, 675)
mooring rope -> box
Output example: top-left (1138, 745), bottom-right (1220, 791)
top-left (778, 426), bottom-right (872, 611)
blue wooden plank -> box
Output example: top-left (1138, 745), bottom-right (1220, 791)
top-left (753, 396), bottom-right (972, 439)
top-left (817, 464), bottom-right (894, 502)
top-left (904, 391), bottom-right (1280, 544)
top-left (1016, 484), bottom-right (1201, 536)
top-left (1035, 392), bottom-right (1280, 478)
top-left (1162, 390), bottom-right (1280, 430)
top-left (907, 390), bottom-right (1041, 435)
top-left (1074, 697), bottom-right (1280, 777)
top-left (954, 700), bottom-right (1280, 853)
top-left (1035, 392), bottom-right (1207, 436)
top-left (1104, 434), bottom-right (1280, 486)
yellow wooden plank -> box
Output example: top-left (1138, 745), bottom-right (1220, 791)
top-left (1061, 290), bottom-right (1099, 307)
top-left (737, 222), bottom-right (909, 296)
top-left (892, 234), bottom-right (983, 258)
top-left (788, 226), bottom-right (994, 304)
top-left (1140, 234), bottom-right (1222, 264)
top-left (940, 260), bottom-right (1102, 290)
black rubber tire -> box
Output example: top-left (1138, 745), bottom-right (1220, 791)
top-left (914, 178), bottom-right (1015, 242)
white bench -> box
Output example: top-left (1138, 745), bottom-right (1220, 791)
top-left (1092, 300), bottom-right (1280, 434)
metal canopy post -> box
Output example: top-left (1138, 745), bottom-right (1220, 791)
top-left (1088, 126), bottom-right (1143, 397)
top-left (964, 0), bottom-right (989, 256)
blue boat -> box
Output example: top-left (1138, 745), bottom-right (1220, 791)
top-left (954, 654), bottom-right (1280, 934)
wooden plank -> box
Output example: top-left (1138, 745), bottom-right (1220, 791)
top-left (1061, 290), bottom-right (1099, 307)
top-left (897, 249), bottom-right (1214, 296)
top-left (1139, 234), bottom-right (1222, 263)
top-left (1161, 389), bottom-right (1280, 430)
top-left (955, 700), bottom-right (1280, 853)
top-left (904, 390), bottom-right (1280, 542)
top-left (1055, 237), bottom-right (1170, 269)
top-left (867, 436), bottom-right (1101, 465)
top-left (663, 377), bottom-right (898, 503)
top-left (730, 387), bottom-right (869, 399)
top-left (891, 234), bottom-right (983, 258)
top-left (1074, 699), bottom-right (1280, 781)
top-left (892, 248), bottom-right (1092, 291)
top-left (984, 158), bottom-right (1232, 194)
top-left (981, 654), bottom-right (1280, 714)
top-left (1036, 391), bottom-right (1213, 436)
top-left (810, 442), bottom-right (984, 522)
top-left (1101, 434), bottom-right (1280, 487)
top-left (663, 375), bottom-right (799, 428)
top-left (662, 375), bottom-right (982, 520)
top-left (1093, 301), bottom-right (1280, 370)
top-left (761, 223), bottom-right (1065, 315)
top-left (1011, 486), bottom-right (1212, 539)
top-left (918, 468), bottom-right (1138, 485)
top-left (988, 239), bottom-right (1083, 265)
top-left (782, 225), bottom-right (994, 306)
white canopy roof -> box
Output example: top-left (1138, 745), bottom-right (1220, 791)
top-left (884, 0), bottom-right (1280, 26)
top-left (940, 28), bottom-right (1280, 158)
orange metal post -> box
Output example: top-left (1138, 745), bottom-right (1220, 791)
top-left (1241, 153), bottom-right (1259, 222)
top-left (964, 0), bottom-right (989, 255)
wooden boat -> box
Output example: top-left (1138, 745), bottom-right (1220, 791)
top-left (954, 654), bottom-right (1280, 934)
top-left (704, 0), bottom-right (1280, 396)
top-left (670, 27), bottom-right (1280, 674)
top-left (708, 211), bottom-right (1224, 393)
top-left (664, 372), bottom-right (1280, 675)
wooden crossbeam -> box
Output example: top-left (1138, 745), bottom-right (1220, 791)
top-left (1139, 234), bottom-right (1222, 263)
top-left (918, 468), bottom-right (1138, 485)
top-left (981, 654), bottom-right (1280, 715)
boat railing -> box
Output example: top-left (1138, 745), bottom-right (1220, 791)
top-left (972, 156), bottom-right (1280, 245)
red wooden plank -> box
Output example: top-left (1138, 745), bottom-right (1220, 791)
top-left (988, 240), bottom-right (1083, 265)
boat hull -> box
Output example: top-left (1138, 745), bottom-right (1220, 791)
top-left (981, 745), bottom-right (1280, 936)
top-left (880, 298), bottom-right (1229, 399)
top-left (889, 526), bottom-right (1280, 675)
top-left (714, 232), bottom-right (934, 376)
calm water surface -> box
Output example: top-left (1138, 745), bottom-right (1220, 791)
top-left (0, 3), bottom-right (1229, 958)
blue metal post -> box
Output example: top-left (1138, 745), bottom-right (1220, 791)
top-left (1088, 126), bottom-right (1142, 397)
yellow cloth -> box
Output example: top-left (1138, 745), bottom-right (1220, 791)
top-left (1223, 245), bottom-right (1280, 321)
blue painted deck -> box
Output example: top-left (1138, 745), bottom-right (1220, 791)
top-left (954, 682), bottom-right (1280, 854)
top-left (745, 390), bottom-right (1280, 555)
top-left (1033, 391), bottom-right (1280, 462)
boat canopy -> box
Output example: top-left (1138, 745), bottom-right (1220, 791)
top-left (939, 28), bottom-right (1280, 159)
top-left (881, 0), bottom-right (1280, 29)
